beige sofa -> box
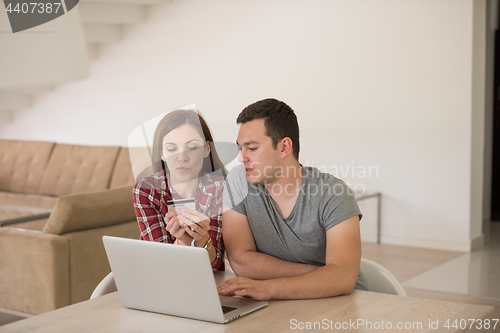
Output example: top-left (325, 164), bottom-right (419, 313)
top-left (0, 139), bottom-right (135, 219)
top-left (0, 139), bottom-right (140, 314)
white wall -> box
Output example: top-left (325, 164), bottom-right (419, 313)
top-left (0, 0), bottom-right (485, 252)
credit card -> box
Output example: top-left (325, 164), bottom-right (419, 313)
top-left (167, 198), bottom-right (196, 227)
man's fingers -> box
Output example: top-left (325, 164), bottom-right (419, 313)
top-left (218, 277), bottom-right (270, 301)
top-left (234, 288), bottom-right (252, 297)
top-left (220, 285), bottom-right (254, 298)
top-left (218, 278), bottom-right (247, 294)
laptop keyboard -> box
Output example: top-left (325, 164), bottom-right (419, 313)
top-left (222, 305), bottom-right (237, 314)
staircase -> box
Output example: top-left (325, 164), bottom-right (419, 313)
top-left (0, 0), bottom-right (169, 120)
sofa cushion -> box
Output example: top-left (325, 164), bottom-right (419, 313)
top-left (0, 205), bottom-right (49, 222)
top-left (0, 140), bottom-right (55, 194)
top-left (43, 186), bottom-right (136, 235)
top-left (109, 148), bottom-right (135, 189)
top-left (0, 191), bottom-right (58, 209)
top-left (38, 144), bottom-right (120, 196)
top-left (3, 217), bottom-right (49, 232)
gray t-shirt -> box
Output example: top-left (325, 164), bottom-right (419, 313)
top-left (223, 165), bottom-right (367, 290)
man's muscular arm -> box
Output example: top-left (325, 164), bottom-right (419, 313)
top-left (219, 215), bottom-right (361, 300)
top-left (222, 205), bottom-right (318, 279)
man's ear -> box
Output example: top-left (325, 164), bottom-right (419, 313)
top-left (280, 137), bottom-right (293, 159)
top-left (205, 141), bottom-right (211, 158)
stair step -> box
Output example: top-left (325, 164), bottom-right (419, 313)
top-left (79, 2), bottom-right (145, 24)
top-left (83, 23), bottom-right (122, 43)
top-left (0, 93), bottom-right (32, 112)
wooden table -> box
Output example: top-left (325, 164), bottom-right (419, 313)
top-left (1, 272), bottom-right (494, 333)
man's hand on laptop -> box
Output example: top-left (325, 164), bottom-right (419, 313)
top-left (218, 277), bottom-right (274, 301)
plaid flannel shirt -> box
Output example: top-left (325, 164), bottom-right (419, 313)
top-left (133, 169), bottom-right (225, 271)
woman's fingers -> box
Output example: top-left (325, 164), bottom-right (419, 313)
top-left (166, 216), bottom-right (179, 232)
top-left (166, 215), bottom-right (190, 240)
top-left (166, 209), bottom-right (178, 218)
top-left (183, 223), bottom-right (206, 241)
top-left (166, 208), bottom-right (210, 244)
top-left (179, 209), bottom-right (210, 230)
top-left (165, 210), bottom-right (181, 228)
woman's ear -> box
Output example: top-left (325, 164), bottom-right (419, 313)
top-left (205, 141), bottom-right (211, 158)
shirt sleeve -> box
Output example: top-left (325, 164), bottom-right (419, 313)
top-left (133, 179), bottom-right (173, 243)
top-left (321, 179), bottom-right (362, 231)
top-left (222, 165), bottom-right (248, 216)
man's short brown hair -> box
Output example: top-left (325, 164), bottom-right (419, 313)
top-left (237, 98), bottom-right (300, 160)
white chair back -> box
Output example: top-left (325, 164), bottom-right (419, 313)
top-left (360, 258), bottom-right (407, 296)
top-left (90, 272), bottom-right (117, 299)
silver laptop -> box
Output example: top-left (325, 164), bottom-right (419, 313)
top-left (102, 236), bottom-right (268, 324)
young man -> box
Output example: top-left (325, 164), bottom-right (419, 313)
top-left (218, 98), bottom-right (367, 301)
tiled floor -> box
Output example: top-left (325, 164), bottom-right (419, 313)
top-left (363, 222), bottom-right (500, 333)
top-left (402, 222), bottom-right (500, 299)
top-left (1, 224), bottom-right (499, 329)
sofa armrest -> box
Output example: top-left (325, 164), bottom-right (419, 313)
top-left (0, 228), bottom-right (70, 314)
top-left (43, 186), bottom-right (135, 235)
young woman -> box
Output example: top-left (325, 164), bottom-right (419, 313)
top-left (133, 109), bottom-right (226, 271)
